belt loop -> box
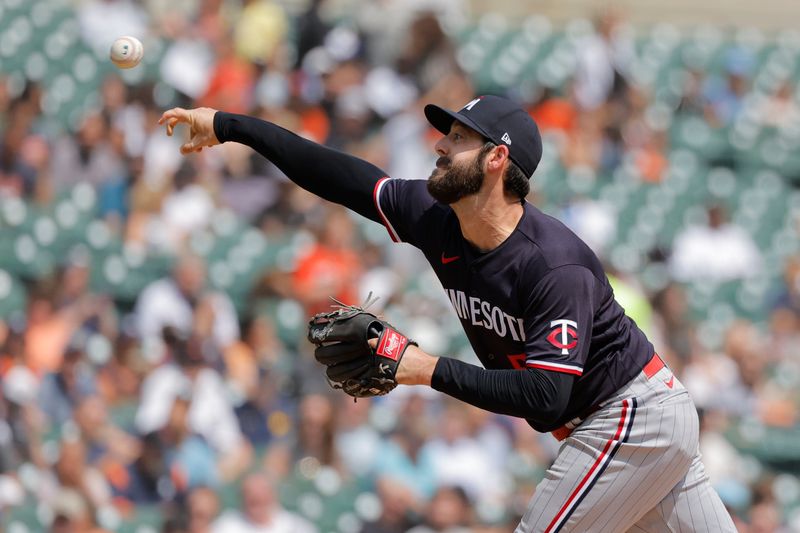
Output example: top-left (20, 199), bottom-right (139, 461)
top-left (551, 426), bottom-right (573, 441)
top-left (642, 353), bottom-right (664, 379)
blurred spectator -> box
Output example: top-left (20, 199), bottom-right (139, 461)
top-left (56, 250), bottom-right (118, 341)
top-left (159, 396), bottom-right (218, 491)
top-left (186, 486), bottom-right (221, 533)
top-left (8, 84), bottom-right (49, 197)
top-left (669, 203), bottom-right (762, 283)
top-left (25, 294), bottom-right (80, 377)
top-left (112, 431), bottom-right (176, 505)
top-left (757, 80), bottom-right (800, 130)
top-left (73, 395), bottom-right (139, 469)
top-left (676, 69), bottom-right (710, 117)
top-left (559, 197), bottom-right (617, 258)
top-left (227, 330), bottom-right (290, 449)
top-left (606, 267), bottom-right (658, 341)
top-left (13, 133), bottom-right (51, 200)
top-left (372, 394), bottom-right (438, 501)
top-left (217, 141), bottom-right (284, 221)
top-left (38, 345), bottom-right (97, 427)
top-left (233, 0), bottom-right (289, 66)
top-left (101, 75), bottom-right (149, 167)
top-left (748, 480), bottom-right (792, 532)
top-left (155, 162), bottom-right (216, 249)
top-left (561, 113), bottom-right (604, 174)
top-left (132, 103), bottom-right (184, 196)
top-left (330, 398), bottom-right (383, 476)
top-left (292, 207), bottom-right (363, 315)
top-left (768, 256), bottom-right (800, 361)
top-left (651, 283), bottom-right (696, 362)
top-left (135, 253), bottom-right (240, 354)
top-left (683, 320), bottom-right (759, 417)
top-left (327, 85), bottom-right (377, 153)
top-left (24, 256), bottom-right (116, 378)
top-left (49, 488), bottom-right (109, 533)
top-left (359, 476), bottom-right (419, 533)
top-left (696, 410), bottom-right (753, 514)
top-left (0, 357), bottom-right (46, 471)
top-left (96, 333), bottom-right (144, 405)
top-left (406, 485), bottom-right (473, 533)
top-left (573, 9), bottom-right (635, 111)
top-left (200, 35), bottom-right (257, 114)
top-left (50, 112), bottom-right (127, 190)
top-left (632, 127), bottom-right (668, 183)
top-left (135, 330), bottom-right (251, 481)
top-left (378, 73), bottom-right (469, 181)
top-left (395, 12), bottom-right (461, 94)
top-left (529, 86), bottom-right (578, 136)
top-left (263, 393), bottom-right (340, 480)
top-left (211, 471), bottom-right (318, 533)
top-left (417, 400), bottom-right (510, 509)
top-left (771, 254), bottom-right (800, 317)
top-left (703, 47), bottom-right (754, 127)
top-left (39, 436), bottom-right (113, 524)
top-left (294, 0), bottom-right (333, 69)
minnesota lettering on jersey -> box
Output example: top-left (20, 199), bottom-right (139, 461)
top-left (446, 289), bottom-right (525, 341)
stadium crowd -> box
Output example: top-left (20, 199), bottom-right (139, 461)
top-left (0, 0), bottom-right (799, 531)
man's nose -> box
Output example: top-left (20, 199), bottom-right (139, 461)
top-left (434, 137), bottom-right (448, 157)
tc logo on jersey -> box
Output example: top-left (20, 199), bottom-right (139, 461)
top-left (547, 319), bottom-right (578, 355)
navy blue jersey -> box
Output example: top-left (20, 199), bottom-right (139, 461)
top-left (374, 178), bottom-right (654, 428)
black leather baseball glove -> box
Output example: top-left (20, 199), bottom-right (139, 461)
top-left (307, 296), bottom-right (415, 398)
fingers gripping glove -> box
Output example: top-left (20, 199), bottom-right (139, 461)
top-left (307, 297), bottom-right (416, 398)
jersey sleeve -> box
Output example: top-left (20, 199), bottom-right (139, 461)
top-left (521, 264), bottom-right (598, 377)
top-left (373, 178), bottom-right (438, 246)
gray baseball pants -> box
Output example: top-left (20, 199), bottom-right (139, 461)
top-left (516, 357), bottom-right (737, 532)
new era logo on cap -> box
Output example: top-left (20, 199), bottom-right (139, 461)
top-left (424, 95), bottom-right (542, 178)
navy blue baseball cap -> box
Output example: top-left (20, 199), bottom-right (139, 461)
top-left (424, 95), bottom-right (543, 178)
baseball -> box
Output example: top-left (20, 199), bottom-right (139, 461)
top-left (109, 36), bottom-right (144, 69)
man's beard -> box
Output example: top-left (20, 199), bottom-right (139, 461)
top-left (426, 153), bottom-right (485, 204)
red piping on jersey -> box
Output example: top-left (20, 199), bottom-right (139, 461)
top-left (544, 399), bottom-right (631, 532)
top-left (373, 177), bottom-right (400, 243)
top-left (526, 362), bottom-right (583, 377)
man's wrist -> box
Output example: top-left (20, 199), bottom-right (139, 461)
top-left (397, 345), bottom-right (439, 386)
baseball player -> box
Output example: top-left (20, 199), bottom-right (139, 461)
top-left (159, 96), bottom-right (736, 532)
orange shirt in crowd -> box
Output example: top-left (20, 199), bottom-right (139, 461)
top-left (200, 56), bottom-right (256, 115)
top-left (25, 304), bottom-right (75, 376)
top-left (293, 245), bottom-right (362, 316)
top-left (530, 97), bottom-right (577, 133)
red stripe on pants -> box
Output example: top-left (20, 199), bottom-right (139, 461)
top-left (544, 399), bottom-right (630, 532)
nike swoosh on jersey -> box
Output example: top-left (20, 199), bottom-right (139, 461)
top-left (441, 253), bottom-right (460, 264)
top-left (665, 376), bottom-right (675, 389)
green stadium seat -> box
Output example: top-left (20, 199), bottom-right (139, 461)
top-left (116, 506), bottom-right (162, 533)
top-left (1, 497), bottom-right (45, 531)
top-left (253, 297), bottom-right (306, 348)
top-left (726, 420), bottom-right (800, 472)
top-left (0, 269), bottom-right (27, 320)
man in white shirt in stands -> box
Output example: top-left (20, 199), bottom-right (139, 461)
top-left (670, 203), bottom-right (762, 283)
top-left (135, 252), bottom-right (239, 358)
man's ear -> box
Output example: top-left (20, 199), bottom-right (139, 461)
top-left (486, 144), bottom-right (510, 173)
